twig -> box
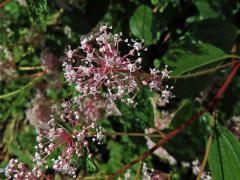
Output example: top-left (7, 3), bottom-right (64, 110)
top-left (197, 106), bottom-right (218, 180)
top-left (134, 161), bottom-right (143, 180)
top-left (0, 74), bottom-right (44, 99)
top-left (79, 175), bottom-right (109, 179)
top-left (18, 66), bottom-right (44, 71)
top-left (103, 132), bottom-right (164, 138)
top-left (163, 32), bottom-right (171, 43)
top-left (20, 71), bottom-right (45, 78)
top-left (108, 62), bottom-right (240, 179)
top-left (0, 0), bottom-right (11, 8)
top-left (196, 135), bottom-right (213, 180)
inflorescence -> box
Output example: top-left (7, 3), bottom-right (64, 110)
top-left (32, 97), bottom-right (106, 178)
top-left (0, 25), bottom-right (173, 179)
top-left (63, 25), bottom-right (172, 105)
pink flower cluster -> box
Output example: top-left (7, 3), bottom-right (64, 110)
top-left (0, 159), bottom-right (36, 180)
top-left (1, 25), bottom-right (173, 179)
top-left (1, 96), bottom-right (109, 179)
top-left (32, 98), bottom-right (105, 178)
top-left (29, 25), bottom-right (172, 178)
top-left (63, 25), bottom-right (172, 105)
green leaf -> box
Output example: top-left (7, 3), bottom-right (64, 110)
top-left (163, 43), bottom-right (230, 76)
top-left (116, 87), bottom-right (154, 130)
top-left (129, 5), bottom-right (153, 45)
top-left (170, 99), bottom-right (194, 127)
top-left (193, 19), bottom-right (239, 52)
top-left (103, 139), bottom-right (148, 174)
top-left (103, 140), bottom-right (125, 172)
top-left (9, 143), bottom-right (32, 168)
top-left (153, 58), bottom-right (161, 69)
top-left (151, 0), bottom-right (159, 6)
top-left (86, 158), bottom-right (97, 174)
top-left (208, 124), bottom-right (240, 180)
top-left (27, 0), bottom-right (47, 31)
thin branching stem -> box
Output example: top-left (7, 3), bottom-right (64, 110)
top-left (103, 132), bottom-right (164, 138)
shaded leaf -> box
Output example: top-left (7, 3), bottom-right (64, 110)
top-left (193, 19), bottom-right (239, 52)
top-left (163, 43), bottom-right (229, 76)
top-left (163, 100), bottom-right (212, 161)
top-left (169, 74), bottom-right (215, 98)
top-left (85, 0), bottom-right (110, 27)
top-left (195, 1), bottom-right (219, 19)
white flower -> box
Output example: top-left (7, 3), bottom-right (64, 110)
top-left (65, 45), bottom-right (74, 60)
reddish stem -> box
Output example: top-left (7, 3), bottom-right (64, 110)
top-left (108, 62), bottom-right (240, 179)
top-left (0, 0), bottom-right (11, 8)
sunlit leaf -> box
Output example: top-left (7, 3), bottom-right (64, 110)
top-left (208, 124), bottom-right (240, 180)
top-left (130, 5), bottom-right (153, 45)
top-left (27, 0), bottom-right (47, 31)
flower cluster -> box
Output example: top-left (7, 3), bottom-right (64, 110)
top-left (32, 97), bottom-right (106, 178)
top-left (124, 163), bottom-right (168, 180)
top-left (40, 50), bottom-right (60, 74)
top-left (29, 25), bottom-right (172, 178)
top-left (192, 159), bottom-right (212, 180)
top-left (63, 25), bottom-right (172, 105)
top-left (26, 92), bottom-right (52, 129)
top-left (73, 95), bottom-right (121, 123)
top-left (226, 116), bottom-right (240, 139)
top-left (1, 25), bottom-right (173, 179)
top-left (0, 159), bottom-right (36, 180)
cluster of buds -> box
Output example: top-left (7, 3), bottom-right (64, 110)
top-left (32, 98), bottom-right (105, 178)
top-left (26, 92), bottom-right (53, 129)
top-left (142, 163), bottom-right (169, 180)
top-left (192, 159), bottom-right (212, 180)
top-left (63, 25), bottom-right (172, 105)
top-left (0, 46), bottom-right (17, 81)
top-left (0, 159), bottom-right (36, 180)
top-left (40, 50), bottom-right (61, 74)
top-left (226, 116), bottom-right (240, 139)
top-left (73, 95), bottom-right (121, 122)
top-left (124, 163), bottom-right (169, 180)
